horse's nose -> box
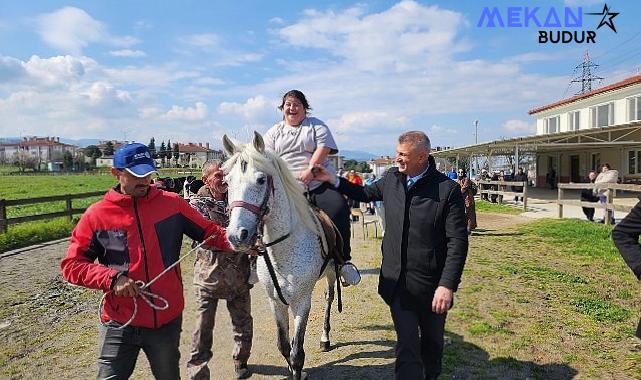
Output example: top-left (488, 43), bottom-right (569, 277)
top-left (240, 228), bottom-right (249, 241)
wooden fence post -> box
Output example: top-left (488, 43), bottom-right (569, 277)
top-left (522, 182), bottom-right (528, 211)
top-left (606, 188), bottom-right (613, 226)
top-left (0, 199), bottom-right (7, 233)
top-left (66, 195), bottom-right (73, 221)
top-left (558, 187), bottom-right (564, 219)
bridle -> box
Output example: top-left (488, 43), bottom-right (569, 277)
top-left (228, 172), bottom-right (292, 306)
top-left (228, 175), bottom-right (290, 249)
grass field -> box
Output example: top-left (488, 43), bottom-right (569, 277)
top-left (3, 213), bottom-right (641, 378)
top-left (474, 200), bottom-right (524, 215)
top-left (0, 175), bottom-right (115, 252)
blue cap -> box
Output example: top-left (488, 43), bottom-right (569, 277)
top-left (113, 143), bottom-right (157, 178)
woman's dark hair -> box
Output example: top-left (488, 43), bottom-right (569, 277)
top-left (278, 90), bottom-right (312, 113)
top-left (602, 163), bottom-right (611, 170)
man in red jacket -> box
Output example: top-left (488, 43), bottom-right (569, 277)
top-left (61, 143), bottom-right (232, 380)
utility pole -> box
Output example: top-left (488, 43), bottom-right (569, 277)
top-left (473, 120), bottom-right (479, 178)
top-left (570, 50), bottom-right (603, 94)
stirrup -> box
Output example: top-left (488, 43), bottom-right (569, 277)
top-left (339, 262), bottom-right (361, 286)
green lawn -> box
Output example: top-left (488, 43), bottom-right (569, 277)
top-left (0, 175), bottom-right (115, 252)
top-left (475, 199), bottom-right (524, 215)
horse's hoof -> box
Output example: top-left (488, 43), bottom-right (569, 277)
top-left (290, 370), bottom-right (308, 380)
top-left (320, 340), bottom-right (331, 352)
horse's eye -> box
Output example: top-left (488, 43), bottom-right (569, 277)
top-left (240, 160), bottom-right (247, 173)
top-left (257, 176), bottom-right (266, 185)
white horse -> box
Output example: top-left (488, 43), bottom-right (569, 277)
top-left (222, 132), bottom-right (338, 380)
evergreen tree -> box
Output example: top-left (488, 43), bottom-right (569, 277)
top-left (173, 143), bottom-right (180, 166)
top-left (159, 141), bottom-right (166, 168)
top-left (104, 141), bottom-right (115, 156)
top-left (166, 140), bottom-right (172, 167)
top-left (148, 137), bottom-right (157, 158)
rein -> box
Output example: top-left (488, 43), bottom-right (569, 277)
top-left (99, 235), bottom-right (216, 329)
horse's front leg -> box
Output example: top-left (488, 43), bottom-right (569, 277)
top-left (269, 298), bottom-right (291, 368)
top-left (320, 270), bottom-right (335, 352)
top-left (290, 298), bottom-right (311, 380)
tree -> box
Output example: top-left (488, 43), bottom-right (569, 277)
top-left (166, 140), bottom-right (172, 168)
top-left (84, 145), bottom-right (102, 167)
top-left (159, 141), bottom-right (166, 168)
top-left (104, 141), bottom-right (115, 156)
top-left (11, 150), bottom-right (38, 172)
top-left (148, 137), bottom-right (157, 159)
top-left (343, 159), bottom-right (372, 173)
top-left (173, 143), bottom-right (180, 167)
top-left (62, 151), bottom-right (73, 171)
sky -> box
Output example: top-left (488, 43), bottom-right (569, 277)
top-left (1, 0), bottom-right (640, 155)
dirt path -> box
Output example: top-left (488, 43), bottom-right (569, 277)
top-left (0, 230), bottom-right (396, 379)
top-left (0, 212), bottom-right (539, 379)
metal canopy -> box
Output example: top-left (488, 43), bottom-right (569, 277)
top-left (432, 122), bottom-right (641, 158)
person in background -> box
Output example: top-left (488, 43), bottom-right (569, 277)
top-left (581, 170), bottom-right (598, 222)
top-left (187, 160), bottom-right (254, 380)
top-left (60, 143), bottom-right (232, 380)
top-left (447, 167), bottom-right (458, 180)
top-left (594, 163), bottom-right (619, 224)
top-left (512, 168), bottom-right (527, 203)
top-left (456, 169), bottom-right (477, 235)
top-left (364, 174), bottom-right (378, 215)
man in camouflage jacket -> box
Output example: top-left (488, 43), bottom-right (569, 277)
top-left (187, 160), bottom-right (254, 380)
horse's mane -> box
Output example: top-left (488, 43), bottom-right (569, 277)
top-left (222, 142), bottom-right (322, 237)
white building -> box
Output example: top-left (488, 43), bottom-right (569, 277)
top-left (0, 136), bottom-right (77, 171)
top-left (433, 73), bottom-right (641, 186)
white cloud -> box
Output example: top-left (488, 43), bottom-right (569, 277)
top-left (218, 96), bottom-right (274, 121)
top-left (109, 49), bottom-right (147, 58)
top-left (269, 17), bottom-right (285, 25)
top-left (503, 119), bottom-right (535, 133)
top-left (215, 53), bottom-right (263, 67)
top-left (195, 76), bottom-right (225, 86)
top-left (277, 1), bottom-right (468, 71)
top-left (163, 102), bottom-right (208, 121)
top-left (36, 7), bottom-right (138, 55)
top-left (181, 33), bottom-right (220, 49)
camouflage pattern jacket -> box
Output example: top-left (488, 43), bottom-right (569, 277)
top-left (190, 190), bottom-right (251, 299)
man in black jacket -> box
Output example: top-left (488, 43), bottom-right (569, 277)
top-left (613, 199), bottom-right (641, 337)
top-left (314, 131), bottom-right (468, 379)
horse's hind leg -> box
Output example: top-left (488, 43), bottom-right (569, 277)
top-left (291, 299), bottom-right (311, 380)
top-left (269, 299), bottom-right (291, 368)
top-left (320, 272), bottom-right (335, 352)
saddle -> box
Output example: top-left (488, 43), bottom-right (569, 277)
top-left (311, 206), bottom-right (346, 265)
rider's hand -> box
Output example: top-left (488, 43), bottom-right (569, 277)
top-left (113, 275), bottom-right (140, 297)
top-left (298, 168), bottom-right (315, 185)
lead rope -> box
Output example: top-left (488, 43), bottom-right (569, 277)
top-left (99, 234), bottom-right (217, 329)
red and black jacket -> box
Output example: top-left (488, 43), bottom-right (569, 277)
top-left (61, 186), bottom-right (231, 328)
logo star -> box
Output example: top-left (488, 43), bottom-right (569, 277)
top-left (586, 3), bottom-right (619, 33)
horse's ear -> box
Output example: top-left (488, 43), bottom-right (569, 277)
top-left (222, 134), bottom-right (236, 156)
top-left (253, 131), bottom-right (265, 153)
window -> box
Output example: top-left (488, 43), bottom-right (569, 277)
top-left (629, 150), bottom-right (641, 174)
top-left (590, 102), bottom-right (614, 128)
top-left (627, 95), bottom-right (641, 122)
top-left (544, 115), bottom-right (560, 133)
top-left (568, 111), bottom-right (580, 131)
top-left (591, 153), bottom-right (601, 171)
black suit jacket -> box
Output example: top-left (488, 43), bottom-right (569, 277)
top-left (337, 156), bottom-right (469, 307)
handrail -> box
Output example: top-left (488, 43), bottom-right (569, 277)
top-left (0, 191), bottom-right (105, 233)
top-left (476, 180), bottom-right (528, 211)
top-left (556, 182), bottom-right (641, 224)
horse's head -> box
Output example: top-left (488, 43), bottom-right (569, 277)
top-left (222, 131), bottom-right (273, 251)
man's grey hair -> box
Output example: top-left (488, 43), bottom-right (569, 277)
top-left (202, 159), bottom-right (223, 176)
top-left (398, 131), bottom-right (431, 152)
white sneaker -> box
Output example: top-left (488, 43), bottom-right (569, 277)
top-left (248, 258), bottom-right (259, 285)
top-left (340, 262), bottom-right (361, 286)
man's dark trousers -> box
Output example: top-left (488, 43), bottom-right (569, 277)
top-left (390, 293), bottom-right (446, 380)
top-left (97, 316), bottom-right (182, 380)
